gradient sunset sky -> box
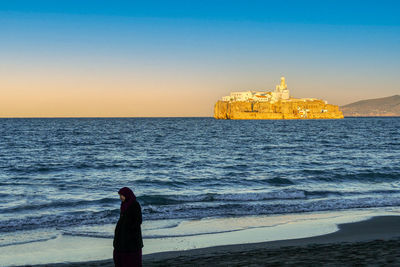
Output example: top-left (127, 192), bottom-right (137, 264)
top-left (1, 0), bottom-right (399, 117)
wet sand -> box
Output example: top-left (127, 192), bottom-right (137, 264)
top-left (26, 216), bottom-right (400, 266)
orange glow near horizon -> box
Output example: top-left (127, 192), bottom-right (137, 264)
top-left (1, 74), bottom-right (397, 118)
top-left (0, 77), bottom-right (217, 117)
top-left (3, 45), bottom-right (399, 118)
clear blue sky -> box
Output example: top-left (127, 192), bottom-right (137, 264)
top-left (1, 0), bottom-right (399, 25)
top-left (1, 0), bottom-right (399, 116)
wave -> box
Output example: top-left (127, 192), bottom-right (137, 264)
top-left (139, 189), bottom-right (400, 205)
top-left (304, 189), bottom-right (400, 198)
top-left (134, 178), bottom-right (189, 187)
top-left (0, 209), bottom-right (119, 233)
top-left (0, 230), bottom-right (60, 247)
top-left (1, 197), bottom-right (117, 213)
top-left (142, 195), bottom-right (400, 220)
top-left (138, 190), bottom-right (307, 205)
top-left (259, 177), bottom-right (295, 185)
top-left (304, 170), bottom-right (400, 182)
top-left (4, 161), bottom-right (137, 174)
top-left (61, 230), bottom-right (113, 239)
top-left (3, 189), bottom-right (399, 215)
top-left (62, 230), bottom-right (247, 239)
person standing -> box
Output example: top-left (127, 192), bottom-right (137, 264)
top-left (113, 187), bottom-right (143, 267)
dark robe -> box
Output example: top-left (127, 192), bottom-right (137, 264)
top-left (114, 187), bottom-right (143, 267)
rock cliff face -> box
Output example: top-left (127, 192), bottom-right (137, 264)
top-left (214, 99), bottom-right (344, 120)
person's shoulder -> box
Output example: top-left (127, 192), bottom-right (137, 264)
top-left (133, 200), bottom-right (141, 208)
top-left (128, 200), bottom-right (141, 211)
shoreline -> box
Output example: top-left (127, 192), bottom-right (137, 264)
top-left (25, 215), bottom-right (400, 266)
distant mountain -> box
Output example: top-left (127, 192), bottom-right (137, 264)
top-left (341, 95), bottom-right (400, 117)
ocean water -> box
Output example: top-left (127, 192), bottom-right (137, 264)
top-left (0, 117), bottom-right (399, 248)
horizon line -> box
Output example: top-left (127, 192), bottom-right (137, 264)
top-left (0, 116), bottom-right (214, 119)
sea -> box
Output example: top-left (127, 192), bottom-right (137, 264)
top-left (0, 117), bottom-right (400, 263)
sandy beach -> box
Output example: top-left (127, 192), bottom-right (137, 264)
top-left (25, 215), bottom-right (400, 267)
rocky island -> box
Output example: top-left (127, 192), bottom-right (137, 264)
top-left (214, 77), bottom-right (343, 120)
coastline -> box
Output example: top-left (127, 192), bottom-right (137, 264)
top-left (20, 215), bottom-right (400, 267)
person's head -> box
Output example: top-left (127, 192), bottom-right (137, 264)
top-left (118, 187), bottom-right (136, 212)
top-left (118, 187), bottom-right (136, 202)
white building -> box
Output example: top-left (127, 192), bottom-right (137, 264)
top-left (271, 76), bottom-right (290, 102)
top-left (221, 77), bottom-right (290, 103)
top-left (222, 96), bottom-right (232, 102)
top-left (230, 91), bottom-right (254, 101)
top-left (253, 92), bottom-right (272, 102)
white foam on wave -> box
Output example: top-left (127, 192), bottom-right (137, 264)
top-left (0, 229), bottom-right (60, 247)
top-left (168, 190), bottom-right (307, 202)
top-left (212, 190), bottom-right (306, 201)
top-left (59, 220), bottom-right (182, 239)
top-left (142, 193), bottom-right (400, 221)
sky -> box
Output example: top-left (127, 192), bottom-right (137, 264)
top-left (1, 0), bottom-right (399, 117)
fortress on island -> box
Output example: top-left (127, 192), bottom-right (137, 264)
top-left (214, 77), bottom-right (344, 120)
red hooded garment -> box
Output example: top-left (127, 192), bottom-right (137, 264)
top-left (119, 187), bottom-right (136, 213)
